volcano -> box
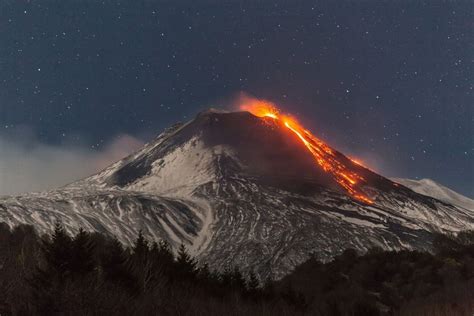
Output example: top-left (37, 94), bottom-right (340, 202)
top-left (1, 108), bottom-right (473, 278)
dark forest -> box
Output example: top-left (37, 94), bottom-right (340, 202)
top-left (0, 223), bottom-right (472, 315)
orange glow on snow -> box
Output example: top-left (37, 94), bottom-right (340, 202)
top-left (240, 99), bottom-right (374, 204)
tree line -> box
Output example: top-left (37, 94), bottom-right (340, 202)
top-left (0, 222), bottom-right (472, 315)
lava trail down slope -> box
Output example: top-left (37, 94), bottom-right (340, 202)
top-left (1, 107), bottom-right (473, 279)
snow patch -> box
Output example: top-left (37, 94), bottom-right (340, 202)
top-left (393, 178), bottom-right (474, 212)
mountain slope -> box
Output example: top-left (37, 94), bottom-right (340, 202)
top-left (1, 109), bottom-right (473, 279)
top-left (392, 178), bottom-right (474, 211)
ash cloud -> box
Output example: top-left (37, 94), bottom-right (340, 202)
top-left (0, 132), bottom-right (144, 196)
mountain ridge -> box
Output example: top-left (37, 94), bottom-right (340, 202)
top-left (0, 109), bottom-right (473, 279)
top-left (392, 177), bottom-right (474, 211)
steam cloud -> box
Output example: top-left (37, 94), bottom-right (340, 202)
top-left (0, 133), bottom-right (144, 196)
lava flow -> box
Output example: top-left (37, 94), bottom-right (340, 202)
top-left (240, 100), bottom-right (374, 204)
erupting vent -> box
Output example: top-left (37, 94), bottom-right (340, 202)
top-left (240, 99), bottom-right (374, 204)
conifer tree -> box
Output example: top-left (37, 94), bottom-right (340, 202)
top-left (157, 239), bottom-right (174, 263)
top-left (231, 266), bottom-right (246, 290)
top-left (70, 228), bottom-right (96, 275)
top-left (220, 266), bottom-right (233, 288)
top-left (30, 223), bottom-right (72, 314)
top-left (175, 243), bottom-right (196, 280)
top-left (129, 230), bottom-right (158, 293)
top-left (100, 238), bottom-right (136, 292)
top-left (247, 270), bottom-right (260, 292)
top-left (101, 238), bottom-right (127, 275)
top-left (42, 222), bottom-right (73, 276)
top-left (132, 230), bottom-right (149, 260)
top-left (198, 263), bottom-right (212, 280)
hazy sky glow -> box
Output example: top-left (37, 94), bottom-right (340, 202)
top-left (0, 1), bottom-right (472, 196)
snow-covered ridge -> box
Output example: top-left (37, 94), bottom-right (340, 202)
top-left (392, 178), bottom-right (474, 212)
top-left (0, 110), bottom-right (473, 279)
top-left (125, 136), bottom-right (236, 197)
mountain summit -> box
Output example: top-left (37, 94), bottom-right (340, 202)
top-left (1, 109), bottom-right (473, 278)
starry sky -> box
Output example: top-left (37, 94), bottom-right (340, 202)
top-left (0, 1), bottom-right (473, 197)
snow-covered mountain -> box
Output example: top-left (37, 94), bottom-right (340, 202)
top-left (1, 109), bottom-right (473, 279)
top-left (392, 178), bottom-right (474, 212)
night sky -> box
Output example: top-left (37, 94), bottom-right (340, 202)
top-left (0, 1), bottom-right (472, 197)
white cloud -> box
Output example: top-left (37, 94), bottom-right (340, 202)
top-left (0, 133), bottom-right (144, 196)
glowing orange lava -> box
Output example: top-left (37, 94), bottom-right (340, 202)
top-left (349, 158), bottom-right (364, 166)
top-left (241, 100), bottom-right (374, 204)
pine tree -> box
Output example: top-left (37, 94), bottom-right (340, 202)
top-left (30, 222), bottom-right (72, 314)
top-left (42, 222), bottom-right (73, 276)
top-left (70, 228), bottom-right (96, 275)
top-left (197, 263), bottom-right (212, 280)
top-left (157, 239), bottom-right (174, 262)
top-left (129, 230), bottom-right (157, 293)
top-left (247, 270), bottom-right (260, 292)
top-left (220, 266), bottom-right (233, 287)
top-left (150, 240), bottom-right (174, 274)
top-left (101, 238), bottom-right (127, 277)
top-left (100, 238), bottom-right (136, 292)
top-left (231, 266), bottom-right (246, 290)
top-left (175, 243), bottom-right (196, 280)
top-left (132, 230), bottom-right (149, 260)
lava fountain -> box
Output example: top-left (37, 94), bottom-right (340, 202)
top-left (240, 99), bottom-right (374, 204)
